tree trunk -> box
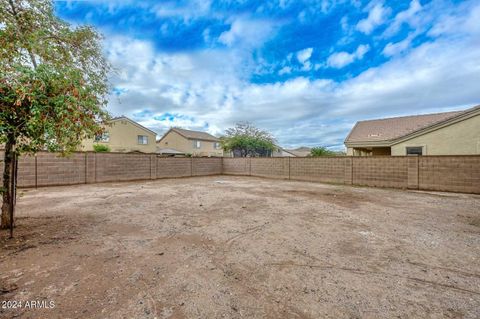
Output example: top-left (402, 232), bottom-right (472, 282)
top-left (1, 139), bottom-right (16, 233)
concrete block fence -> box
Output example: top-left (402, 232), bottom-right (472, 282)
top-left (0, 151), bottom-right (222, 188)
top-left (0, 151), bottom-right (479, 194)
top-left (222, 156), bottom-right (480, 194)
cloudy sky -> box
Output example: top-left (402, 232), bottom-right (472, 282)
top-left (55, 0), bottom-right (480, 149)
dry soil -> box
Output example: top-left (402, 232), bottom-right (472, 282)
top-left (1, 176), bottom-right (479, 318)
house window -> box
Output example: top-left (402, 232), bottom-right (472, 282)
top-left (193, 140), bottom-right (201, 149)
top-left (406, 146), bottom-right (423, 156)
top-left (214, 142), bottom-right (221, 149)
top-left (138, 135), bottom-right (148, 145)
top-left (94, 132), bottom-right (110, 142)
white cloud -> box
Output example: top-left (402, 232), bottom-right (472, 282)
top-left (218, 17), bottom-right (276, 48)
top-left (428, 2), bottom-right (480, 37)
top-left (355, 44), bottom-right (369, 58)
top-left (340, 16), bottom-right (349, 31)
top-left (152, 0), bottom-right (213, 23)
top-left (297, 48), bottom-right (313, 64)
top-left (383, 0), bottom-right (422, 37)
top-left (296, 47), bottom-right (314, 71)
top-left (278, 66), bottom-right (292, 75)
top-left (326, 44), bottom-right (370, 68)
top-left (101, 2), bottom-right (480, 149)
top-left (382, 34), bottom-right (415, 57)
top-left (356, 2), bottom-right (391, 34)
top-left (327, 52), bottom-right (353, 68)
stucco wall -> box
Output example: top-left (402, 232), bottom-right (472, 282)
top-left (391, 114), bottom-right (480, 155)
top-left (158, 130), bottom-right (223, 157)
top-left (82, 120), bottom-right (156, 153)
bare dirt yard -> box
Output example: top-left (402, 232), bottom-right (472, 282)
top-left (1, 176), bottom-right (479, 319)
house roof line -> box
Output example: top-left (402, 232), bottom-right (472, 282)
top-left (389, 105), bottom-right (480, 145)
top-left (275, 145), bottom-right (298, 157)
top-left (110, 116), bottom-right (158, 136)
top-left (157, 127), bottom-right (220, 144)
top-left (353, 110), bottom-right (462, 124)
top-left (344, 121), bottom-right (359, 143)
top-left (345, 104), bottom-right (480, 146)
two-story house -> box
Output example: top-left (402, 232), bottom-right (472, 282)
top-left (81, 116), bottom-right (157, 153)
top-left (157, 128), bottom-right (223, 157)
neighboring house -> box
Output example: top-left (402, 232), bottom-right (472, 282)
top-left (345, 105), bottom-right (480, 156)
top-left (81, 116), bottom-right (157, 153)
top-left (272, 146), bottom-right (297, 157)
top-left (157, 128), bottom-right (223, 157)
top-left (287, 147), bottom-right (312, 157)
top-left (156, 147), bottom-right (186, 157)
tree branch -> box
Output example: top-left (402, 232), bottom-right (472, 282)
top-left (8, 0), bottom-right (38, 69)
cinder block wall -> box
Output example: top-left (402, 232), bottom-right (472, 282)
top-left (250, 158), bottom-right (289, 179)
top-left (1, 152), bottom-right (87, 187)
top-left (95, 153), bottom-right (151, 183)
top-left (17, 154), bottom-right (37, 187)
top-left (352, 157), bottom-right (409, 188)
top-left (222, 158), bottom-right (250, 175)
top-left (192, 158), bottom-right (222, 176)
top-left (223, 156), bottom-right (480, 194)
top-left (290, 157), bottom-right (346, 184)
top-left (0, 151), bottom-right (479, 194)
top-left (36, 153), bottom-right (87, 186)
top-left (419, 156), bottom-right (480, 193)
top-left (157, 158), bottom-right (192, 178)
top-left (0, 152), bottom-right (225, 188)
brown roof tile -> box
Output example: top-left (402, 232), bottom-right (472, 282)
top-left (171, 128), bottom-right (220, 142)
top-left (345, 109), bottom-right (469, 143)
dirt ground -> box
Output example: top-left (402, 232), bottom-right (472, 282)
top-left (0, 176), bottom-right (479, 319)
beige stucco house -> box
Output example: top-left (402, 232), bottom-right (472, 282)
top-left (286, 147), bottom-right (312, 157)
top-left (81, 116), bottom-right (157, 153)
top-left (345, 105), bottom-right (480, 156)
top-left (157, 128), bottom-right (223, 157)
top-left (272, 146), bottom-right (297, 157)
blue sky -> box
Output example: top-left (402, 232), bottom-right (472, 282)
top-left (55, 0), bottom-right (480, 149)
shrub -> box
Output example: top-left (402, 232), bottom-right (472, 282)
top-left (310, 146), bottom-right (336, 157)
top-left (93, 144), bottom-right (111, 152)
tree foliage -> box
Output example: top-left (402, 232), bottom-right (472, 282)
top-left (310, 146), bottom-right (337, 157)
top-left (0, 0), bottom-right (110, 232)
top-left (221, 122), bottom-right (276, 157)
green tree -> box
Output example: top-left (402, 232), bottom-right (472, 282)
top-left (221, 122), bottom-right (276, 157)
top-left (0, 0), bottom-right (110, 235)
top-left (310, 146), bottom-right (336, 157)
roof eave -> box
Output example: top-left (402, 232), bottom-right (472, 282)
top-left (110, 116), bottom-right (157, 136)
top-left (390, 106), bottom-right (480, 145)
top-left (345, 140), bottom-right (393, 148)
top-left (345, 104), bottom-right (480, 147)
top-left (172, 128), bottom-right (220, 142)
